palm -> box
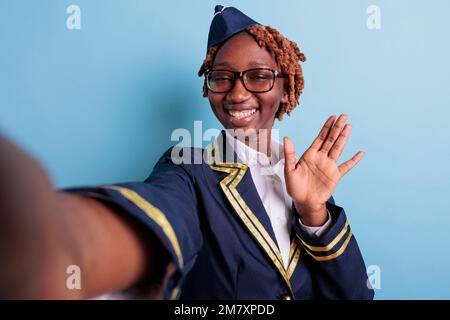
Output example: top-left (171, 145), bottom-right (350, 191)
top-left (284, 114), bottom-right (364, 211)
top-left (286, 148), bottom-right (341, 207)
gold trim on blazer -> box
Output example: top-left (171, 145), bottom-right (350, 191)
top-left (298, 230), bottom-right (353, 262)
top-left (206, 136), bottom-right (301, 297)
top-left (299, 220), bottom-right (350, 253)
top-left (286, 239), bottom-right (301, 279)
top-left (101, 185), bottom-right (184, 268)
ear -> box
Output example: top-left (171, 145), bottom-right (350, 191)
top-left (281, 90), bottom-right (289, 104)
top-left (280, 77), bottom-right (289, 104)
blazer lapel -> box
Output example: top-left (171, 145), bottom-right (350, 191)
top-left (205, 131), bottom-right (296, 295)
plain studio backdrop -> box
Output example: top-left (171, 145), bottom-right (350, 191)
top-left (1, 0), bottom-right (449, 299)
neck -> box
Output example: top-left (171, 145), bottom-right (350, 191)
top-left (227, 128), bottom-right (273, 158)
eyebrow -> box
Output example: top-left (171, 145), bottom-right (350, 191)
top-left (213, 60), bottom-right (274, 69)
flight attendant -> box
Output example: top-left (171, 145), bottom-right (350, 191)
top-left (0, 5), bottom-right (374, 300)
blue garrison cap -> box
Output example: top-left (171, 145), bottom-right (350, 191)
top-left (207, 5), bottom-right (260, 52)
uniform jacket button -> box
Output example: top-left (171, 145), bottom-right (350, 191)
top-left (279, 293), bottom-right (292, 300)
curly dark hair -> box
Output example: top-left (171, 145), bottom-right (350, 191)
top-left (198, 24), bottom-right (307, 120)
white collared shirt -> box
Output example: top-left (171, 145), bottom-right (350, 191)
top-left (224, 131), bottom-right (332, 268)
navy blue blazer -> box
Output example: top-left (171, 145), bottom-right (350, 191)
top-left (66, 131), bottom-right (374, 300)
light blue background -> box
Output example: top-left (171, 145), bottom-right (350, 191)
top-left (1, 0), bottom-right (449, 299)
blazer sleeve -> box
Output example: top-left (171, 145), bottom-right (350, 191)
top-left (293, 196), bottom-right (375, 300)
top-left (62, 146), bottom-right (203, 300)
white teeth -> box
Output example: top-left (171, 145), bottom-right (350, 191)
top-left (228, 109), bottom-right (257, 119)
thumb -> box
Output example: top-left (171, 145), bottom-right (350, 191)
top-left (283, 136), bottom-right (297, 173)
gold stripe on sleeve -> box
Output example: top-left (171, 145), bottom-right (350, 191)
top-left (101, 185), bottom-right (184, 268)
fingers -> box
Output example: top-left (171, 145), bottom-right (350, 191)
top-left (338, 151), bottom-right (365, 176)
top-left (319, 114), bottom-right (348, 154)
top-left (328, 123), bottom-right (352, 161)
top-left (283, 136), bottom-right (297, 173)
top-left (310, 115), bottom-right (336, 150)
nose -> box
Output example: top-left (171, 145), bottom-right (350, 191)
top-left (226, 76), bottom-right (252, 103)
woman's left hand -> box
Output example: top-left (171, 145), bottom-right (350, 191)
top-left (283, 114), bottom-right (364, 227)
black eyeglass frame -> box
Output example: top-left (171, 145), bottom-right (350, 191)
top-left (205, 68), bottom-right (286, 93)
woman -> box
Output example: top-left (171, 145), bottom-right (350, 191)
top-left (0, 5), bottom-right (373, 300)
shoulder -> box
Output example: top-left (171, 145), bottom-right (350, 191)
top-left (148, 146), bottom-right (209, 180)
top-left (159, 146), bottom-right (205, 162)
top-left (158, 146), bottom-right (207, 166)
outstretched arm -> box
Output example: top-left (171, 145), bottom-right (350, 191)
top-left (0, 134), bottom-right (171, 299)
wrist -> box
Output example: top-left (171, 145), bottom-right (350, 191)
top-left (294, 202), bottom-right (328, 227)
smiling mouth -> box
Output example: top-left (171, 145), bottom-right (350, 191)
top-left (225, 108), bottom-right (258, 119)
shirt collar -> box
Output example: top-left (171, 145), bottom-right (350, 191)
top-left (224, 130), bottom-right (285, 167)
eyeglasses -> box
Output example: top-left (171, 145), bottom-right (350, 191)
top-left (205, 68), bottom-right (286, 94)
